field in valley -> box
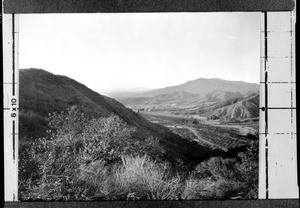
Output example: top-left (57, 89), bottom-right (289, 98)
top-left (140, 110), bottom-right (258, 152)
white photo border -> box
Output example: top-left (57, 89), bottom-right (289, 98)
top-left (3, 0), bottom-right (298, 206)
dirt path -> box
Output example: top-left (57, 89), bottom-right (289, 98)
top-left (182, 125), bottom-right (228, 152)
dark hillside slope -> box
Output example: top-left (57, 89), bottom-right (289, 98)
top-left (20, 68), bottom-right (225, 165)
top-left (20, 68), bottom-right (165, 139)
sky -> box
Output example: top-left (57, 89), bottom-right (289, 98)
top-left (19, 13), bottom-right (260, 95)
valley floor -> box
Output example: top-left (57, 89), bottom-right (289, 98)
top-left (140, 111), bottom-right (258, 151)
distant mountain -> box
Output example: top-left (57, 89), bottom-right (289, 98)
top-left (116, 78), bottom-right (259, 121)
top-left (20, 68), bottom-right (225, 164)
top-left (140, 78), bottom-right (259, 97)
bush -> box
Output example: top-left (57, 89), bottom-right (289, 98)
top-left (76, 160), bottom-right (113, 200)
top-left (187, 157), bottom-right (245, 199)
top-left (182, 178), bottom-right (244, 200)
top-left (190, 141), bottom-right (259, 199)
top-left (193, 157), bottom-right (238, 180)
top-left (21, 107), bottom-right (89, 200)
top-left (113, 155), bottom-right (182, 200)
top-left (235, 140), bottom-right (259, 198)
top-left (82, 115), bottom-right (137, 164)
top-left (182, 178), bottom-right (213, 199)
top-left (19, 139), bottom-right (43, 196)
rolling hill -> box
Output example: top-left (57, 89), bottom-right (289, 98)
top-left (201, 94), bottom-right (259, 121)
top-left (179, 91), bottom-right (259, 120)
top-left (115, 78), bottom-right (259, 121)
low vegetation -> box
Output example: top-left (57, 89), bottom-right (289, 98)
top-left (19, 106), bottom-right (258, 201)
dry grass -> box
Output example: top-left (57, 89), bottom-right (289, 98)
top-left (20, 153), bottom-right (255, 200)
top-left (182, 178), bottom-right (244, 200)
top-left (113, 155), bottom-right (182, 200)
top-left (75, 155), bottom-right (182, 200)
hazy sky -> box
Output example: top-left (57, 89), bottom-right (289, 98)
top-left (19, 13), bottom-right (260, 95)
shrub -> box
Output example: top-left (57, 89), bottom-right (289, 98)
top-left (19, 139), bottom-right (43, 197)
top-left (182, 178), bottom-right (213, 199)
top-left (190, 157), bottom-right (248, 199)
top-left (193, 157), bottom-right (238, 180)
top-left (235, 140), bottom-right (259, 198)
top-left (182, 178), bottom-right (244, 200)
top-left (76, 160), bottom-right (113, 200)
top-left (22, 107), bottom-right (88, 200)
top-left (82, 115), bottom-right (137, 164)
top-left (112, 155), bottom-right (182, 200)
top-left (190, 140), bottom-right (259, 199)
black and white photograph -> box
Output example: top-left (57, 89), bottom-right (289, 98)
top-left (17, 12), bottom-right (262, 201)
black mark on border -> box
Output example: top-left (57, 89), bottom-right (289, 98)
top-left (12, 120), bottom-right (15, 160)
top-left (264, 11), bottom-right (269, 199)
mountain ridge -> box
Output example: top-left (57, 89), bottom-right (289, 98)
top-left (115, 77), bottom-right (259, 121)
top-left (108, 78), bottom-right (259, 100)
top-left (142, 77), bottom-right (259, 97)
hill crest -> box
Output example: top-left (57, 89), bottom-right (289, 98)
top-left (141, 77), bottom-right (259, 97)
